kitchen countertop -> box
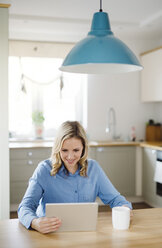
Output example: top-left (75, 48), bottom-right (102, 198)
top-left (140, 141), bottom-right (162, 151)
top-left (89, 141), bottom-right (140, 147)
top-left (9, 139), bottom-right (162, 150)
top-left (9, 141), bottom-right (54, 148)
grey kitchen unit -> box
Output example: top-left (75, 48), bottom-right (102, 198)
top-left (10, 147), bottom-right (51, 210)
top-left (89, 146), bottom-right (136, 197)
top-left (143, 147), bottom-right (162, 207)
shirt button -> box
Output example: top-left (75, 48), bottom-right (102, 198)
top-left (75, 190), bottom-right (77, 193)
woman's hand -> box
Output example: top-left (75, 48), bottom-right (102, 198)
top-left (31, 217), bottom-right (62, 234)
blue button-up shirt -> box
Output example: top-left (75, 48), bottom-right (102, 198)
top-left (18, 159), bottom-right (132, 229)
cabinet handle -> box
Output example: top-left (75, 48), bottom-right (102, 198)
top-left (28, 160), bottom-right (33, 165)
top-left (97, 147), bottom-right (104, 152)
top-left (28, 152), bottom-right (33, 156)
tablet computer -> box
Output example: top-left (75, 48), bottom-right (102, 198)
top-left (46, 202), bottom-right (98, 232)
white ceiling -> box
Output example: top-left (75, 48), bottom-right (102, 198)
top-left (4, 0), bottom-right (162, 42)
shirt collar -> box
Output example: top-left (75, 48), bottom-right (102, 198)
top-left (58, 163), bottom-right (81, 177)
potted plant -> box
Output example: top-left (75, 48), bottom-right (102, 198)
top-left (32, 111), bottom-right (45, 139)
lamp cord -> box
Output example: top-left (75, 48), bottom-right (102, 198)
top-left (99, 0), bottom-right (103, 12)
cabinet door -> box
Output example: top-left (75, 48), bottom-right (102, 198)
top-left (142, 148), bottom-right (162, 207)
top-left (10, 182), bottom-right (28, 205)
top-left (10, 159), bottom-right (43, 182)
top-left (143, 148), bottom-right (157, 206)
top-left (88, 147), bottom-right (96, 160)
top-left (10, 147), bottom-right (51, 160)
top-left (141, 48), bottom-right (162, 102)
top-left (94, 147), bottom-right (135, 196)
top-left (10, 147), bottom-right (51, 207)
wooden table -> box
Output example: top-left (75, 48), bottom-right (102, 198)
top-left (1, 208), bottom-right (162, 248)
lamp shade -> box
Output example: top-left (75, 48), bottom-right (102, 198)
top-left (60, 12), bottom-right (143, 74)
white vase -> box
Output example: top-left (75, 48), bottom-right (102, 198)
top-left (34, 124), bottom-right (44, 139)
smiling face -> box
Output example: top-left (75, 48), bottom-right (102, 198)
top-left (60, 137), bottom-right (84, 174)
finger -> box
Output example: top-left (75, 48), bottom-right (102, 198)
top-left (40, 223), bottom-right (62, 234)
top-left (37, 217), bottom-right (62, 233)
top-left (39, 217), bottom-right (61, 226)
top-left (40, 219), bottom-right (62, 230)
top-left (130, 210), bottom-right (133, 218)
top-left (49, 220), bottom-right (62, 231)
top-left (50, 217), bottom-right (62, 223)
top-left (42, 217), bottom-right (61, 224)
top-left (47, 219), bottom-right (62, 227)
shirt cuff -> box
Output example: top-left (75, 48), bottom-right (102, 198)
top-left (22, 215), bottom-right (38, 229)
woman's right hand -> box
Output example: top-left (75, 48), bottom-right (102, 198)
top-left (31, 216), bottom-right (62, 234)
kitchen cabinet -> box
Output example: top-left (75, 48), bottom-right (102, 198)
top-left (142, 148), bottom-right (157, 206)
top-left (10, 147), bottom-right (51, 210)
top-left (89, 146), bottom-right (136, 197)
top-left (143, 147), bottom-right (162, 207)
top-left (141, 47), bottom-right (162, 102)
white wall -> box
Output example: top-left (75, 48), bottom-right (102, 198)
top-left (86, 37), bottom-right (162, 141)
top-left (9, 38), bottom-right (162, 143)
top-left (0, 6), bottom-right (9, 219)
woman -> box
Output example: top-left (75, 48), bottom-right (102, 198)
top-left (18, 121), bottom-right (132, 233)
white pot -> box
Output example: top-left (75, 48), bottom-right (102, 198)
top-left (34, 124), bottom-right (44, 139)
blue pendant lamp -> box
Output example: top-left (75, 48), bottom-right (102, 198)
top-left (60, 0), bottom-right (143, 74)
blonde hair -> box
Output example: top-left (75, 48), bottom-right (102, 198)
top-left (50, 121), bottom-right (88, 177)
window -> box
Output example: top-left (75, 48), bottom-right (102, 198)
top-left (9, 56), bottom-right (87, 139)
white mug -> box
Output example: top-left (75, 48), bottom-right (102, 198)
top-left (112, 206), bottom-right (130, 230)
